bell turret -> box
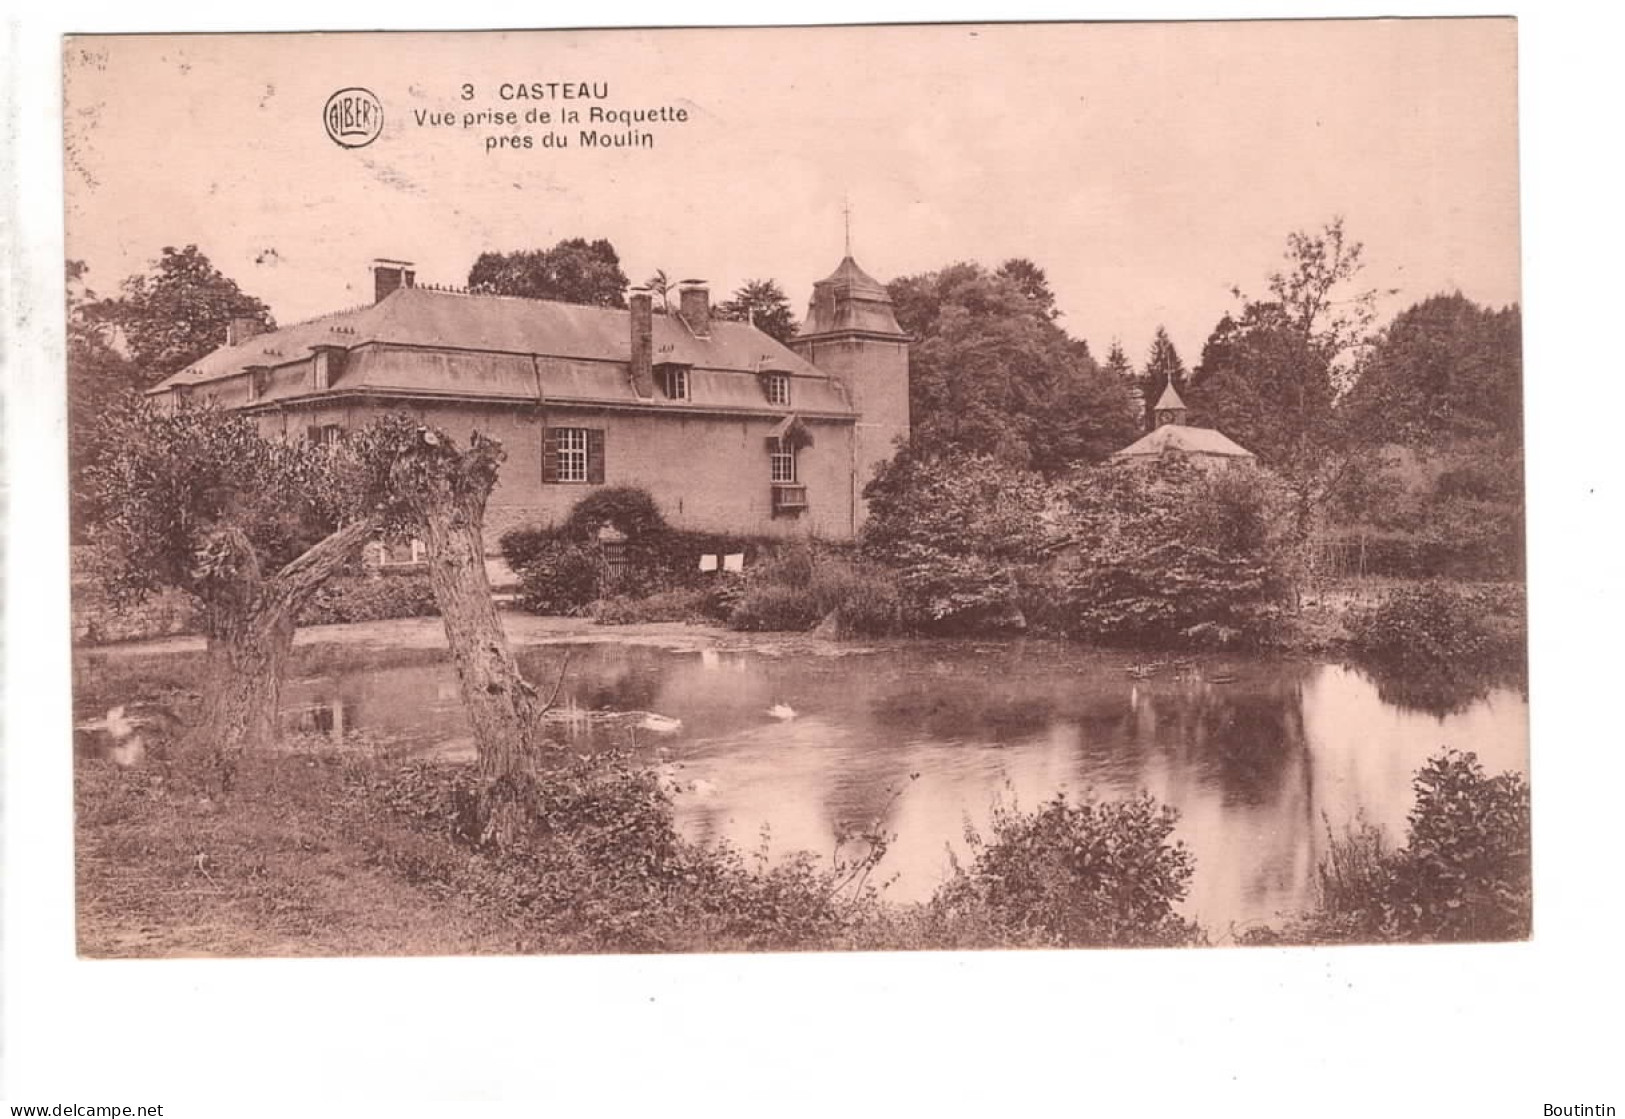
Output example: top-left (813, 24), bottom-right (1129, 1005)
top-left (1153, 381), bottom-right (1189, 428)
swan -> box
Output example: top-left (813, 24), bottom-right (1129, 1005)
top-left (767, 703), bottom-right (797, 720)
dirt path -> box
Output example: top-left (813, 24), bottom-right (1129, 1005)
top-left (83, 609), bottom-right (880, 660)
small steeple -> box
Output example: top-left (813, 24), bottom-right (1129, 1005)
top-left (1153, 381), bottom-right (1189, 428)
top-left (800, 253), bottom-right (904, 339)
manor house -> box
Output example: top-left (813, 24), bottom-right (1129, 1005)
top-left (149, 255), bottom-right (911, 544)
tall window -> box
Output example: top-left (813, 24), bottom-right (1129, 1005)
top-left (556, 427), bottom-right (589, 482)
top-left (769, 437), bottom-right (797, 484)
top-left (545, 426), bottom-right (605, 484)
top-left (765, 372), bottom-right (791, 406)
top-left (663, 366), bottom-right (690, 400)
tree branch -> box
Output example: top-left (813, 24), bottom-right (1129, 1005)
top-left (270, 517), bottom-right (378, 604)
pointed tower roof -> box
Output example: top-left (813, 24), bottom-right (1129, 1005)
top-left (801, 255), bottom-right (905, 339)
top-left (1154, 380), bottom-right (1187, 412)
top-left (817, 256), bottom-right (891, 301)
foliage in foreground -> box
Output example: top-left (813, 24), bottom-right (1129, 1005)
top-left (926, 791), bottom-right (1203, 948)
top-left (361, 752), bottom-right (893, 952)
top-left (1263, 750), bottom-right (1531, 945)
top-left (77, 734), bottom-right (1529, 954)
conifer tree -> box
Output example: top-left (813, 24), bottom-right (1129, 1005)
top-left (1140, 326), bottom-right (1188, 431)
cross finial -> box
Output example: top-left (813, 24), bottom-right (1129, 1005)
top-left (842, 195), bottom-right (852, 256)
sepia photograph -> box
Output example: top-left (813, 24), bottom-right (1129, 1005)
top-left (56, 20), bottom-right (1531, 960)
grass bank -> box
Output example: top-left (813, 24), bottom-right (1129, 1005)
top-left (76, 736), bottom-right (1528, 956)
top-left (75, 742), bottom-right (1202, 957)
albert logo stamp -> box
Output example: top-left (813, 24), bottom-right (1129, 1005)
top-left (323, 87), bottom-right (383, 148)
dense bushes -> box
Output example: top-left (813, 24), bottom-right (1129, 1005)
top-left (365, 750), bottom-right (1208, 951)
top-left (75, 568), bottom-right (438, 641)
top-left (1296, 750), bottom-right (1530, 944)
top-left (502, 488), bottom-right (903, 635)
top-left (1326, 440), bottom-right (1524, 580)
top-left (297, 572), bottom-right (439, 626)
top-left (727, 543), bottom-right (906, 635)
top-left (1345, 582), bottom-right (1524, 675)
top-left (861, 451), bottom-right (1293, 647)
top-left (364, 752), bottom-right (885, 952)
top-left (1050, 459), bottom-right (1293, 647)
top-left (926, 790), bottom-right (1203, 948)
top-left (861, 448), bottom-right (1055, 632)
top-left (504, 537), bottom-right (603, 615)
top-left (500, 488), bottom-right (776, 618)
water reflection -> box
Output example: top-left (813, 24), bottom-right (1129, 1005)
top-left (90, 638), bottom-right (1528, 932)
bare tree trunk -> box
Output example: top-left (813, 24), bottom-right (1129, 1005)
top-left (192, 603), bottom-right (297, 792)
top-left (185, 519), bottom-right (376, 791)
top-left (395, 431), bottom-right (544, 848)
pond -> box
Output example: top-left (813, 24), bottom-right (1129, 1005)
top-left (81, 635), bottom-right (1529, 936)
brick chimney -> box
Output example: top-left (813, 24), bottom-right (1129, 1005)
top-left (372, 259), bottom-right (416, 303)
top-left (226, 316), bottom-right (266, 347)
top-left (628, 288), bottom-right (656, 398)
top-left (677, 280), bottom-right (710, 338)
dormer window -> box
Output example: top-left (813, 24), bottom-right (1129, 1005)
top-left (764, 372), bottom-right (791, 407)
top-left (245, 365), bottom-right (269, 404)
top-left (661, 365), bottom-right (690, 401)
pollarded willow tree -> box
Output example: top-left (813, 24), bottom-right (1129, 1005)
top-left (349, 415), bottom-right (549, 846)
top-left (88, 403), bottom-right (382, 786)
top-left (90, 405), bottom-right (551, 832)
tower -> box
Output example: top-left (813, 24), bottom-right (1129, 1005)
top-left (790, 254), bottom-right (910, 531)
top-left (1152, 380), bottom-right (1190, 429)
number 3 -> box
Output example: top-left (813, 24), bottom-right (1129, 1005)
top-left (461, 84), bottom-right (474, 100)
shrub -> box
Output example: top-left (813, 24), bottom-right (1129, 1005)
top-left (728, 581), bottom-right (823, 632)
top-left (501, 492), bottom-right (780, 617)
top-left (1390, 750), bottom-right (1531, 941)
top-left (364, 752), bottom-right (883, 952)
top-left (862, 448), bottom-right (1056, 632)
top-left (1345, 582), bottom-right (1522, 675)
top-left (726, 543), bottom-right (907, 635)
top-left (297, 572), bottom-right (438, 626)
top-left (503, 539), bottom-right (601, 616)
top-left (74, 585), bottom-right (203, 644)
top-left (561, 486), bottom-right (668, 540)
top-left (928, 790), bottom-right (1203, 948)
top-left (1052, 460), bottom-right (1293, 647)
top-left (1297, 750), bottom-right (1531, 944)
top-left (810, 559), bottom-right (906, 636)
top-left (498, 524), bottom-right (561, 570)
top-left (591, 588), bottom-right (711, 626)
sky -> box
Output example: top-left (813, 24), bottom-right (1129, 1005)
top-left (63, 20), bottom-right (1520, 368)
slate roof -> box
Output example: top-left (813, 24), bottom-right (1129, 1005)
top-left (1110, 423), bottom-right (1255, 461)
top-left (802, 256), bottom-right (906, 338)
top-left (151, 286), bottom-right (854, 416)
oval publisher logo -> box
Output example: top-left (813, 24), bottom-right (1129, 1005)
top-left (323, 87), bottom-right (384, 149)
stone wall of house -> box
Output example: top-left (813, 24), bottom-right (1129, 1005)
top-left (259, 401), bottom-right (859, 549)
top-left (791, 335), bottom-right (910, 528)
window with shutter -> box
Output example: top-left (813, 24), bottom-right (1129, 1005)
top-left (587, 428), bottom-right (606, 484)
top-left (544, 426), bottom-right (603, 484)
top-left (542, 428), bottom-right (560, 484)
